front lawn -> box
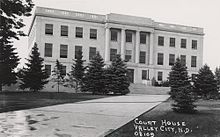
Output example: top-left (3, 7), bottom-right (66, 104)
top-left (106, 99), bottom-right (220, 137)
top-left (0, 92), bottom-right (107, 113)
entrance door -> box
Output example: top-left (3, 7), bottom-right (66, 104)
top-left (127, 69), bottom-right (134, 83)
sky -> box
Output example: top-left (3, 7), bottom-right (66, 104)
top-left (14, 0), bottom-right (220, 70)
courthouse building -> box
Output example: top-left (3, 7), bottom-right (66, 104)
top-left (28, 7), bottom-right (204, 86)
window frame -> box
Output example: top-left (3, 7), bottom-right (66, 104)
top-left (169, 54), bottom-right (175, 66)
top-left (75, 27), bottom-right (83, 38)
top-left (111, 30), bottom-right (118, 41)
top-left (60, 25), bottom-right (68, 37)
top-left (90, 29), bottom-right (97, 39)
top-left (192, 40), bottom-right (197, 50)
top-left (89, 47), bottom-right (96, 60)
top-left (60, 44), bottom-right (68, 58)
top-left (45, 24), bottom-right (53, 35)
top-left (140, 32), bottom-right (147, 44)
top-left (110, 48), bottom-right (117, 61)
top-left (191, 56), bottom-right (197, 67)
top-left (126, 31), bottom-right (132, 43)
top-left (158, 71), bottom-right (163, 81)
top-left (139, 51), bottom-right (146, 64)
top-left (157, 53), bottom-right (164, 65)
top-left (75, 46), bottom-right (82, 59)
top-left (181, 38), bottom-right (187, 48)
top-left (44, 43), bottom-right (53, 57)
top-left (158, 36), bottom-right (164, 46)
top-left (169, 37), bottom-right (175, 47)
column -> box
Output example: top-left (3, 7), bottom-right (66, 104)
top-left (104, 27), bottom-right (110, 62)
top-left (120, 29), bottom-right (125, 60)
top-left (135, 30), bottom-right (140, 63)
top-left (149, 32), bottom-right (154, 65)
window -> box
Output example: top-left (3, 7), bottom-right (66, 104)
top-left (44, 43), bottom-right (52, 57)
top-left (181, 39), bottom-right (187, 48)
top-left (90, 29), bottom-right (97, 39)
top-left (45, 65), bottom-right (51, 76)
top-left (169, 54), bottom-right (175, 66)
top-left (192, 40), bottom-right (197, 50)
top-left (75, 27), bottom-right (83, 38)
top-left (158, 71), bottom-right (163, 81)
top-left (169, 37), bottom-right (175, 47)
top-left (140, 32), bottom-right (147, 44)
top-left (126, 31), bottom-right (132, 42)
top-left (139, 51), bottom-right (146, 64)
top-left (125, 50), bottom-right (132, 62)
top-left (61, 66), bottom-right (66, 76)
top-left (45, 24), bottom-right (53, 35)
top-left (158, 36), bottom-right (164, 46)
top-left (111, 30), bottom-right (118, 41)
top-left (60, 44), bottom-right (68, 58)
top-left (75, 46), bottom-right (82, 59)
top-left (180, 55), bottom-right (186, 66)
top-left (110, 48), bottom-right (117, 61)
top-left (191, 56), bottom-right (197, 67)
top-left (89, 47), bottom-right (96, 60)
top-left (142, 70), bottom-right (150, 80)
top-left (61, 25), bottom-right (68, 36)
top-left (157, 53), bottom-right (164, 65)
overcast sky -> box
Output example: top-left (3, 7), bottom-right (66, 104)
top-left (14, 0), bottom-right (220, 70)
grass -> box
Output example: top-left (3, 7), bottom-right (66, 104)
top-left (106, 99), bottom-right (220, 137)
top-left (0, 92), bottom-right (107, 113)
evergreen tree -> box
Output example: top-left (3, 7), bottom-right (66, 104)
top-left (82, 52), bottom-right (105, 94)
top-left (214, 66), bottom-right (220, 87)
top-left (168, 58), bottom-right (196, 113)
top-left (51, 60), bottom-right (66, 92)
top-left (67, 50), bottom-right (86, 92)
top-left (0, 0), bottom-right (34, 91)
top-left (194, 64), bottom-right (218, 99)
top-left (19, 43), bottom-right (49, 91)
top-left (105, 54), bottom-right (130, 95)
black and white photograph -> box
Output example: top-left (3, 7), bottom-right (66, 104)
top-left (0, 0), bottom-right (220, 136)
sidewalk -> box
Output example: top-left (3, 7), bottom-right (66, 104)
top-left (0, 94), bottom-right (169, 137)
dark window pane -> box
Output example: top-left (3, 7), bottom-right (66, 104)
top-left (76, 27), bottom-right (83, 38)
top-left (169, 54), bottom-right (175, 66)
top-left (158, 36), bottom-right (164, 46)
top-left (90, 29), bottom-right (97, 39)
top-left (61, 25), bottom-right (68, 36)
top-left (140, 32), bottom-right (147, 44)
top-left (110, 48), bottom-right (117, 61)
top-left (158, 71), bottom-right (163, 81)
top-left (89, 47), bottom-right (96, 60)
top-left (181, 39), bottom-right (187, 48)
top-left (45, 24), bottom-right (53, 35)
top-left (111, 30), bottom-right (117, 41)
top-left (44, 43), bottom-right (52, 57)
top-left (170, 37), bottom-right (175, 47)
top-left (192, 40), bottom-right (197, 50)
top-left (126, 31), bottom-right (132, 42)
top-left (191, 56), bottom-right (197, 67)
top-left (60, 44), bottom-right (68, 58)
top-left (157, 53), bottom-right (164, 65)
top-left (75, 46), bottom-right (82, 59)
top-left (139, 51), bottom-right (146, 64)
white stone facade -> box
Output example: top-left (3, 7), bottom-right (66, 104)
top-left (28, 7), bottom-right (204, 90)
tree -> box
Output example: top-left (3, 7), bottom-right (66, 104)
top-left (82, 52), bottom-right (105, 94)
top-left (105, 54), bottom-right (130, 95)
top-left (51, 60), bottom-right (66, 92)
top-left (67, 50), bottom-right (86, 92)
top-left (194, 64), bottom-right (218, 99)
top-left (215, 66), bottom-right (220, 87)
top-left (19, 43), bottom-right (49, 91)
top-left (0, 0), bottom-right (34, 91)
top-left (168, 58), bottom-right (196, 113)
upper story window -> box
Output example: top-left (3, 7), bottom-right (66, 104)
top-left (180, 55), bottom-right (186, 66)
top-left (158, 36), bottom-right (164, 46)
top-left (61, 25), bottom-right (68, 37)
top-left (126, 31), bottom-right (132, 43)
top-left (169, 37), bottom-right (175, 47)
top-left (75, 46), bottom-right (82, 59)
top-left (89, 47), bottom-right (96, 60)
top-left (90, 29), bottom-right (97, 39)
top-left (111, 30), bottom-right (118, 41)
top-left (45, 24), bottom-right (53, 35)
top-left (157, 53), bottom-right (164, 65)
top-left (60, 44), bottom-right (68, 58)
top-left (75, 27), bottom-right (83, 38)
top-left (181, 38), bottom-right (187, 48)
top-left (125, 50), bottom-right (132, 62)
top-left (110, 48), bottom-right (117, 61)
top-left (192, 40), bottom-right (197, 50)
top-left (44, 43), bottom-right (53, 57)
top-left (139, 51), bottom-right (146, 64)
top-left (140, 32), bottom-right (147, 44)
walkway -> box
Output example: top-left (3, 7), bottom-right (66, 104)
top-left (0, 94), bottom-right (169, 137)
